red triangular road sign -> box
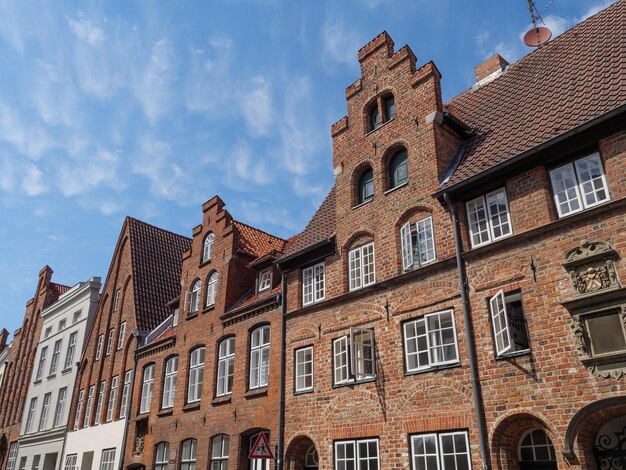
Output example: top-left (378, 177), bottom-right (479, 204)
top-left (249, 433), bottom-right (274, 459)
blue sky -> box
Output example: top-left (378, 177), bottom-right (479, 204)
top-left (0, 0), bottom-right (615, 337)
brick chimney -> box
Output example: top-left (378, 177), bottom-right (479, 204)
top-left (0, 328), bottom-right (8, 353)
top-left (474, 54), bottom-right (509, 83)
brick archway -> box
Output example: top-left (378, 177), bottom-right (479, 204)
top-left (285, 435), bottom-right (318, 470)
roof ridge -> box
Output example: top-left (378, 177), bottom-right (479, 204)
top-left (126, 216), bottom-right (191, 241)
top-left (232, 219), bottom-right (287, 243)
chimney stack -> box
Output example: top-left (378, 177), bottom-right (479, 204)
top-left (0, 328), bottom-right (9, 353)
top-left (474, 54), bottom-right (509, 83)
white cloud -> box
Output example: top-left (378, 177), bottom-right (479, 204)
top-left (0, 156), bottom-right (47, 196)
top-left (134, 39), bottom-right (175, 122)
top-left (21, 161), bottom-right (47, 196)
top-left (240, 76), bottom-right (272, 137)
top-left (579, 0), bottom-right (617, 20)
top-left (229, 141), bottom-right (273, 186)
top-left (209, 34), bottom-right (234, 49)
top-left (321, 16), bottom-right (362, 67)
top-left (32, 60), bottom-right (81, 127)
top-left (0, 104), bottom-right (55, 159)
top-left (57, 150), bottom-right (123, 196)
top-left (67, 13), bottom-right (105, 46)
top-left (237, 200), bottom-right (301, 232)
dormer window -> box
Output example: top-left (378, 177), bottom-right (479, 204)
top-left (203, 233), bottom-right (214, 263)
top-left (383, 95), bottom-right (395, 122)
top-left (258, 269), bottom-right (272, 292)
top-left (389, 149), bottom-right (408, 189)
top-left (358, 168), bottom-right (374, 205)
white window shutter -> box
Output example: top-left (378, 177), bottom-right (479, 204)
top-left (489, 290), bottom-right (512, 355)
top-left (400, 222), bottom-right (413, 271)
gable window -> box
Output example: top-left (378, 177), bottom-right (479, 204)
top-left (96, 335), bottom-right (103, 360)
top-left (39, 392), bottom-right (52, 431)
top-left (99, 449), bottom-right (116, 470)
top-left (119, 370), bottom-right (132, 418)
top-left (25, 398), bottom-right (37, 433)
top-left (403, 310), bottom-right (459, 372)
top-left (188, 347), bottom-right (205, 403)
top-left (383, 95), bottom-right (395, 122)
top-left (49, 339), bottom-right (62, 375)
top-left (389, 149), bottom-right (408, 189)
top-left (401, 216), bottom-right (436, 271)
top-left (203, 233), bottom-right (214, 262)
top-left (302, 262), bottom-right (325, 306)
top-left (64, 332), bottom-right (77, 370)
top-left (94, 381), bottom-right (105, 425)
top-left (117, 323), bottom-right (126, 350)
top-left (295, 346), bottom-right (313, 392)
top-left (216, 338), bottom-right (235, 397)
top-left (113, 289), bottom-right (121, 311)
top-left (349, 242), bottom-right (375, 291)
top-left (358, 168), bottom-right (374, 205)
top-left (369, 106), bottom-right (380, 131)
top-left (258, 269), bottom-right (272, 292)
top-left (140, 365), bottom-right (155, 413)
top-left (333, 328), bottom-right (375, 385)
top-left (188, 280), bottom-right (201, 315)
top-left (73, 390), bottom-right (84, 430)
top-left (53, 387), bottom-right (67, 427)
top-left (411, 431), bottom-right (471, 470)
top-left (180, 439), bottom-right (197, 470)
top-left (106, 376), bottom-right (118, 422)
top-left (106, 329), bottom-right (114, 356)
top-left (155, 443), bottom-right (169, 470)
top-left (335, 438), bottom-right (379, 470)
top-left (210, 435), bottom-right (229, 470)
top-left (250, 325), bottom-right (271, 389)
top-left (84, 385), bottom-right (95, 427)
top-left (206, 272), bottom-right (218, 307)
top-left (35, 346), bottom-right (47, 381)
top-left (550, 152), bottom-right (610, 217)
top-left (489, 290), bottom-right (530, 357)
top-left (466, 188), bottom-right (512, 248)
top-left (162, 356), bottom-right (178, 409)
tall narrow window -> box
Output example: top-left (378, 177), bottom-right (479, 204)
top-left (403, 310), bottom-right (459, 372)
top-left (295, 347), bottom-right (313, 392)
top-left (216, 338), bottom-right (235, 397)
top-left (113, 289), bottom-right (121, 311)
top-left (49, 340), bottom-right (62, 375)
top-left (466, 188), bottom-right (512, 248)
top-left (401, 216), bottom-right (436, 271)
top-left (302, 262), bottom-right (325, 306)
top-left (206, 272), bottom-right (218, 307)
top-left (25, 398), bottom-right (37, 433)
top-left (180, 439), bottom-right (197, 470)
top-left (33, 455), bottom-right (41, 470)
top-left (39, 393), bottom-right (52, 431)
top-left (489, 290), bottom-right (530, 357)
top-left (64, 332), bottom-right (77, 370)
top-left (155, 443), bottom-right (169, 470)
top-left (188, 348), bottom-right (205, 403)
top-left (349, 242), bottom-right (375, 291)
top-left (210, 435), bottom-right (229, 470)
top-left (162, 357), bottom-right (178, 409)
top-left (369, 106), bottom-right (380, 131)
top-left (6, 443), bottom-right (18, 470)
top-left (96, 335), bottom-right (103, 360)
top-left (53, 387), bottom-right (67, 427)
top-left (140, 365), bottom-right (155, 413)
top-left (119, 370), bottom-right (132, 418)
top-left (63, 455), bottom-right (77, 470)
top-left (94, 381), bottom-right (105, 424)
top-left (383, 95), bottom-right (395, 122)
top-left (203, 233), bottom-right (214, 262)
top-left (106, 376), bottom-right (118, 422)
top-left (106, 329), bottom-right (114, 356)
top-left (72, 311), bottom-right (81, 323)
top-left (99, 449), bottom-right (116, 470)
top-left (117, 323), bottom-right (126, 350)
top-left (389, 149), bottom-right (408, 189)
top-left (35, 346), bottom-right (47, 381)
top-left (333, 336), bottom-right (350, 385)
top-left (84, 385), bottom-right (95, 427)
top-left (335, 439), bottom-right (380, 470)
top-left (358, 168), bottom-right (374, 204)
top-left (73, 390), bottom-right (84, 430)
top-left (58, 319), bottom-right (66, 331)
top-left (249, 325), bottom-right (270, 389)
top-left (188, 280), bottom-right (201, 315)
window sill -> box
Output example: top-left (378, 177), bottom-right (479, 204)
top-left (134, 413), bottom-right (149, 422)
top-left (202, 305), bottom-right (215, 314)
top-left (405, 362), bottom-right (460, 376)
top-left (469, 232), bottom-right (514, 250)
top-left (199, 259), bottom-right (212, 268)
top-left (496, 349), bottom-right (531, 361)
top-left (157, 408), bottom-right (173, 417)
top-left (348, 281), bottom-right (376, 293)
top-left (352, 198), bottom-right (373, 210)
top-left (61, 367), bottom-right (72, 375)
top-left (212, 395), bottom-right (232, 406)
top-left (186, 312), bottom-right (199, 320)
top-left (384, 180), bottom-right (408, 195)
top-left (33, 379), bottom-right (42, 385)
top-left (47, 374), bottom-right (57, 380)
top-left (365, 116), bottom-right (395, 136)
top-left (245, 387), bottom-right (268, 399)
top-left (182, 402), bottom-right (201, 412)
top-left (294, 388), bottom-right (314, 396)
top-left (555, 199), bottom-right (611, 220)
top-left (332, 377), bottom-right (376, 389)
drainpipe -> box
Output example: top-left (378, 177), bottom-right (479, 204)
top-left (276, 266), bottom-right (288, 470)
top-left (118, 336), bottom-right (140, 470)
top-left (443, 192), bottom-right (491, 470)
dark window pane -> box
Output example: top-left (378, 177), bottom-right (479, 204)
top-left (359, 169), bottom-right (374, 203)
top-left (370, 107), bottom-right (380, 130)
top-left (384, 96), bottom-right (395, 121)
top-left (389, 150), bottom-right (408, 188)
top-left (587, 313), bottom-right (626, 356)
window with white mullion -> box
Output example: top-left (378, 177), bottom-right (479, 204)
top-left (106, 377), bottom-right (118, 422)
top-left (411, 434), bottom-right (440, 470)
top-left (485, 189), bottom-right (512, 241)
top-left (49, 340), bottom-right (62, 375)
top-left (489, 290), bottom-right (511, 356)
top-left (466, 197), bottom-right (490, 247)
top-left (35, 346), bottom-right (47, 381)
top-left (349, 243), bottom-right (375, 291)
top-left (314, 263), bottom-right (325, 301)
top-left (64, 332), bottom-right (77, 370)
top-left (210, 435), bottom-right (229, 470)
top-left (73, 390), bottom-right (83, 430)
top-left (6, 443), bottom-right (18, 470)
top-left (357, 439), bottom-right (380, 470)
top-left (438, 432), bottom-right (471, 470)
top-left (25, 398), bottom-right (37, 433)
top-left (249, 326), bottom-right (270, 389)
top-left (94, 381), bottom-right (105, 424)
top-left (334, 439), bottom-right (380, 470)
top-left (119, 370), bottom-right (132, 418)
top-left (99, 449), bottom-right (116, 470)
top-left (404, 311), bottom-right (459, 372)
top-left (401, 217), bottom-right (436, 271)
top-left (155, 443), bottom-right (169, 470)
top-left (302, 267), bottom-right (313, 305)
top-left (63, 455), bottom-right (77, 470)
top-left (162, 357), bottom-right (178, 408)
top-left (180, 439), bottom-right (197, 470)
top-left (140, 365), bottom-right (154, 413)
top-left (303, 263), bottom-right (325, 305)
top-left (466, 188), bottom-right (511, 248)
top-left (39, 393), bottom-right (52, 431)
top-left (295, 346), bottom-right (313, 392)
top-left (333, 336), bottom-right (350, 385)
top-left (335, 441), bottom-right (355, 470)
top-left (188, 348), bottom-right (205, 403)
top-left (206, 272), bottom-right (218, 307)
top-left (84, 386), bottom-right (95, 427)
top-left (350, 328), bottom-right (375, 380)
top-left (53, 387), bottom-right (67, 427)
top-left (349, 248), bottom-right (362, 291)
top-left (575, 153), bottom-right (609, 207)
top-left (216, 339), bottom-right (234, 397)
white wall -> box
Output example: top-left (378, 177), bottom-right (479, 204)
top-left (63, 420), bottom-right (126, 470)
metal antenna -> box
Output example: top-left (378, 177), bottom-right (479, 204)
top-left (524, 0), bottom-right (553, 47)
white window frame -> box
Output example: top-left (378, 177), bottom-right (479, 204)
top-left (63, 455), bottom-right (77, 470)
top-left (466, 188), bottom-right (512, 248)
top-left (333, 328), bottom-right (376, 385)
top-left (49, 339), bottom-right (62, 375)
top-left (206, 272), bottom-right (218, 307)
top-left (113, 289), bottom-right (121, 311)
top-left (403, 310), bottom-right (460, 373)
top-left (258, 269), bottom-right (272, 292)
top-left (96, 335), bottom-right (103, 361)
top-left (490, 290), bottom-right (512, 356)
top-left (6, 443), bottom-right (18, 470)
top-left (162, 356), bottom-right (178, 409)
top-left (155, 443), bottom-right (169, 470)
top-left (106, 376), bottom-right (118, 422)
top-left (94, 381), bottom-right (105, 425)
top-left (411, 431), bottom-right (471, 470)
top-left (35, 346), bottom-right (47, 381)
top-left (203, 233), bottom-right (214, 262)
top-left (53, 387), bottom-right (67, 427)
top-left (210, 435), bottom-right (229, 470)
top-left (295, 346), bottom-right (313, 392)
top-left (39, 392), bottom-right (51, 431)
top-left (119, 370), bottom-right (132, 418)
top-left (216, 338), bottom-right (235, 397)
top-left (73, 390), bottom-right (84, 430)
top-left (106, 329), bottom-right (114, 356)
top-left (302, 262), bottom-right (325, 306)
top-left (348, 242), bottom-right (376, 291)
top-left (518, 428), bottom-right (557, 462)
top-left (180, 439), bottom-right (197, 470)
top-left (140, 365), bottom-right (155, 413)
top-left (58, 319), bottom-right (66, 331)
top-left (84, 385), bottom-right (95, 427)
top-left (249, 325), bottom-right (270, 389)
top-left (32, 455), bottom-right (41, 470)
top-left (64, 332), bottom-right (77, 370)
top-left (334, 439), bottom-right (380, 470)
top-left (401, 216), bottom-right (436, 271)
top-left (117, 323), bottom-right (126, 350)
top-left (187, 280), bottom-right (201, 315)
top-left (25, 397), bottom-right (37, 433)
top-left (549, 152), bottom-right (610, 218)
top-left (99, 449), bottom-right (116, 470)
top-left (188, 347), bottom-right (205, 403)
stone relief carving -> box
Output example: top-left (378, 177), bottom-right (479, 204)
top-left (563, 240), bottom-right (620, 297)
top-left (570, 316), bottom-right (589, 359)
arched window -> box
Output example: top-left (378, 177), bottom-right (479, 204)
top-left (155, 442), bottom-right (169, 470)
top-left (389, 149), bottom-right (408, 189)
top-left (189, 280), bottom-right (201, 314)
top-left (206, 272), bottom-right (218, 307)
top-left (369, 106), bottom-right (380, 131)
top-left (203, 233), bottom-right (214, 262)
top-left (161, 356), bottom-right (178, 409)
top-left (210, 435), bottom-right (229, 470)
top-left (383, 95), bottom-right (395, 122)
top-left (519, 429), bottom-right (557, 468)
top-left (305, 446), bottom-right (319, 469)
top-left (139, 364), bottom-right (155, 413)
top-left (216, 338), bottom-right (235, 397)
top-left (180, 439), bottom-right (197, 470)
top-left (358, 168), bottom-right (374, 205)
top-left (187, 347), bottom-right (205, 403)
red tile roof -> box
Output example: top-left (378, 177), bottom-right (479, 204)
top-left (284, 187), bottom-right (335, 256)
top-left (443, 0), bottom-right (626, 188)
top-left (234, 220), bottom-right (286, 258)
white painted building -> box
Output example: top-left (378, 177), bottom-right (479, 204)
top-left (14, 278), bottom-right (101, 470)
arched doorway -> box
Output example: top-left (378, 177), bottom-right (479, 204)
top-left (285, 436), bottom-right (319, 470)
top-left (518, 429), bottom-right (557, 470)
top-left (594, 416), bottom-right (626, 470)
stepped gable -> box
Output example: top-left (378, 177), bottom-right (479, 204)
top-left (127, 217), bottom-right (192, 332)
top-left (45, 282), bottom-right (71, 307)
top-left (233, 220), bottom-right (286, 258)
top-left (284, 187), bottom-right (335, 256)
top-left (443, 0), bottom-right (626, 188)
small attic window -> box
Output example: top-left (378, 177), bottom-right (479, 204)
top-left (258, 268), bottom-right (272, 292)
top-left (383, 95), bottom-right (395, 122)
top-left (358, 168), bottom-right (374, 205)
top-left (369, 106), bottom-right (380, 132)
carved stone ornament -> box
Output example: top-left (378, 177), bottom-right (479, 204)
top-left (563, 240), bottom-right (620, 297)
top-left (570, 315), bottom-right (590, 359)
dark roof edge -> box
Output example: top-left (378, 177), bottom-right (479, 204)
top-left (278, 236), bottom-right (336, 268)
top-left (220, 294), bottom-right (279, 320)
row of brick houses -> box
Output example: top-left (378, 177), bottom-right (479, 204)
top-left (2, 2), bottom-right (626, 469)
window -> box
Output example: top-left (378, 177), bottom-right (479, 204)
top-left (400, 216), bottom-right (436, 271)
top-left (489, 291), bottom-right (530, 357)
top-left (188, 348), bottom-right (205, 403)
top-left (389, 149), bottom-right (408, 189)
top-left (44, 327), bottom-right (52, 339)
top-left (466, 188), bottom-right (512, 248)
top-left (64, 332), bottom-right (77, 370)
top-left (210, 435), bottom-right (229, 470)
top-left (35, 346), bottom-right (47, 381)
top-left (295, 346), bottom-right (313, 392)
top-left (180, 439), bottom-right (197, 470)
top-left (25, 397), bottom-right (37, 433)
top-left (302, 262), bottom-right (325, 306)
top-left (188, 280), bottom-right (201, 315)
top-left (17, 457), bottom-right (26, 470)
top-left (206, 272), bottom-right (218, 307)
top-left (333, 328), bottom-right (375, 385)
top-left (99, 449), bottom-right (116, 470)
top-left (106, 376), bottom-right (118, 422)
top-left (358, 169), bottom-right (374, 205)
top-left (550, 152), bottom-right (610, 217)
top-left (73, 390), bottom-right (84, 430)
top-left (203, 233), bottom-right (214, 262)
top-left (39, 392), bottom-right (51, 430)
top-left (369, 106), bottom-right (380, 131)
top-left (249, 325), bottom-right (270, 389)
top-left (519, 429), bottom-right (556, 464)
top-left (32, 455), bottom-right (41, 470)
top-left (155, 443), bottom-right (169, 470)
top-left (96, 335), bottom-right (103, 360)
top-left (119, 370), bottom-right (132, 418)
top-left (84, 385), bottom-right (95, 427)
top-left (140, 365), bottom-right (155, 413)
top-left (173, 308), bottom-right (179, 327)
top-left (216, 338), bottom-right (235, 397)
top-left (49, 339), bottom-right (62, 375)
top-left (383, 95), bottom-right (395, 122)
top-left (348, 242), bottom-right (375, 291)
top-left (403, 310), bottom-right (459, 372)
top-left (53, 387), bottom-right (67, 427)
top-left (58, 319), bottom-right (66, 331)
top-left (334, 438), bottom-right (379, 470)
top-left (106, 329), bottom-right (114, 356)
top-left (117, 323), bottom-right (126, 350)
top-left (258, 269), bottom-right (272, 292)
top-left (249, 432), bottom-right (270, 470)
top-left (6, 443), bottom-right (18, 470)
top-left (584, 310), bottom-right (626, 358)
top-left (162, 357), bottom-right (178, 409)
top-left (72, 311), bottom-right (81, 324)
top-left (113, 289), bottom-right (121, 311)
top-left (411, 431), bottom-right (471, 470)
top-left (94, 381), bottom-right (105, 424)
top-left (63, 455), bottom-right (77, 470)
top-left (305, 446), bottom-right (318, 469)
